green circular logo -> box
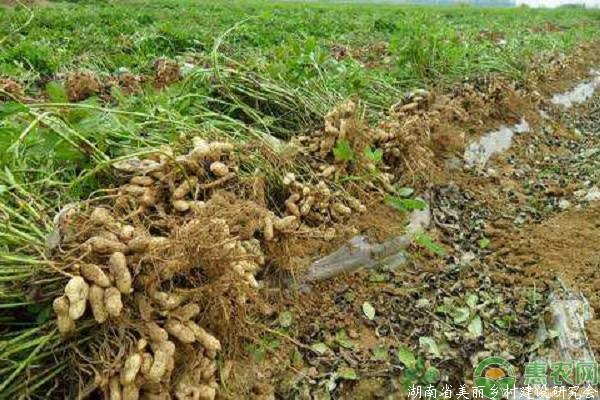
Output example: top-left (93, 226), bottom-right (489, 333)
top-left (474, 356), bottom-right (516, 399)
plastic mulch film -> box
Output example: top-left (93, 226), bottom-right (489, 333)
top-left (303, 200), bottom-right (430, 281)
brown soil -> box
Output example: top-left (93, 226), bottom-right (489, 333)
top-left (152, 41), bottom-right (600, 398)
top-left (107, 72), bottom-right (143, 95)
top-left (503, 205), bottom-right (600, 348)
top-left (0, 77), bottom-right (24, 100)
top-left (331, 42), bottom-right (391, 68)
top-left (65, 70), bottom-right (103, 102)
top-left (224, 41), bottom-right (600, 398)
top-left (530, 41), bottom-right (600, 96)
top-left (154, 58), bottom-right (182, 89)
top-left (13, 38), bottom-right (600, 399)
top-left (503, 205), bottom-right (600, 290)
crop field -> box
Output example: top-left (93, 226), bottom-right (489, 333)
top-left (1, 0), bottom-right (600, 399)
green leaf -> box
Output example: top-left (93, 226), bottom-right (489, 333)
top-left (397, 346), bottom-right (416, 369)
top-left (385, 195), bottom-right (426, 212)
top-left (495, 314), bottom-right (515, 329)
top-left (419, 336), bottom-right (441, 357)
top-left (291, 349), bottom-right (303, 367)
top-left (413, 233), bottom-right (446, 256)
top-left (372, 345), bottom-right (389, 361)
top-left (337, 366), bottom-right (358, 380)
top-left (311, 342), bottom-right (330, 355)
top-left (278, 311), bottom-right (293, 328)
top-left (529, 289), bottom-right (544, 304)
top-left (27, 304), bottom-right (52, 324)
top-left (363, 147), bottom-right (383, 163)
top-left (265, 338), bottom-right (280, 350)
top-left (548, 329), bottom-right (560, 339)
top-left (435, 304), bottom-right (451, 315)
top-left (468, 315), bottom-right (483, 337)
top-left (451, 307), bottom-right (471, 324)
top-left (495, 318), bottom-right (509, 329)
top-left (249, 345), bottom-right (266, 363)
top-left (396, 187), bottom-right (415, 197)
top-left (369, 272), bottom-right (389, 283)
top-left (332, 139), bottom-right (355, 161)
top-left (335, 330), bottom-right (355, 349)
top-left (0, 102), bottom-right (28, 118)
top-left (362, 302), bottom-right (376, 320)
top-left (478, 237), bottom-right (490, 249)
top-left (466, 294), bottom-right (479, 309)
top-left (343, 291), bottom-right (356, 302)
top-left (423, 366), bottom-right (441, 384)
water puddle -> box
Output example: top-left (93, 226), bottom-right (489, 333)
top-left (464, 118), bottom-right (530, 168)
top-left (551, 71), bottom-right (600, 109)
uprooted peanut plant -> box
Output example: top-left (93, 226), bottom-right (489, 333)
top-left (39, 98), bottom-right (433, 398)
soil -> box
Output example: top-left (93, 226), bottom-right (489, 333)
top-left (0, 77), bottom-right (24, 100)
top-left (531, 42), bottom-right (600, 97)
top-left (216, 42), bottom-right (600, 399)
top-left (17, 40), bottom-right (600, 398)
top-left (507, 204), bottom-right (600, 310)
top-left (469, 204), bottom-right (600, 362)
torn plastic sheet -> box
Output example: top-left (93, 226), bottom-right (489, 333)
top-left (545, 290), bottom-right (595, 362)
top-left (551, 70), bottom-right (600, 109)
top-left (465, 70), bottom-right (600, 169)
top-left (303, 199), bottom-right (430, 281)
top-left (513, 286), bottom-right (596, 399)
top-left (464, 118), bottom-right (530, 168)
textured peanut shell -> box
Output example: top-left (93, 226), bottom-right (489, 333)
top-left (105, 287), bottom-right (123, 317)
top-left (109, 252), bottom-right (132, 294)
top-left (120, 353), bottom-right (142, 385)
top-left (80, 264), bottom-right (111, 287)
top-left (64, 276), bottom-right (89, 320)
top-left (89, 285), bottom-right (108, 323)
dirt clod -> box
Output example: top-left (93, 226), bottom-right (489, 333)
top-left (65, 70), bottom-right (103, 101)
